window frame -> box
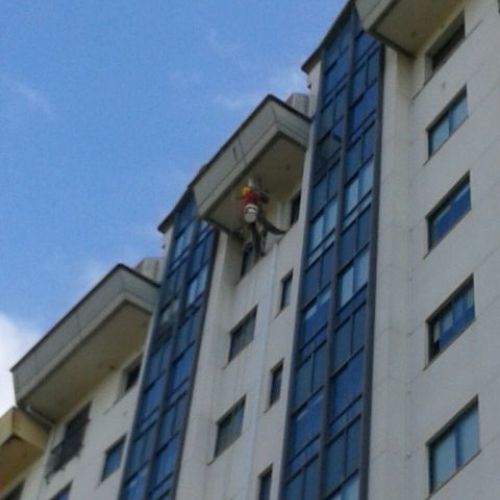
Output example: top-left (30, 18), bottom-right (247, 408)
top-left (427, 173), bottom-right (471, 249)
top-left (122, 357), bottom-right (142, 395)
top-left (427, 88), bottom-right (468, 157)
top-left (428, 400), bottom-right (480, 493)
top-left (268, 361), bottom-right (284, 408)
top-left (214, 398), bottom-right (245, 458)
top-left (427, 277), bottom-right (475, 360)
top-left (228, 308), bottom-right (257, 361)
top-left (258, 466), bottom-right (273, 500)
top-left (427, 13), bottom-right (465, 75)
top-left (290, 191), bottom-right (301, 226)
top-left (280, 272), bottom-right (293, 312)
top-left (101, 436), bottom-right (126, 482)
top-left (49, 484), bottom-right (71, 500)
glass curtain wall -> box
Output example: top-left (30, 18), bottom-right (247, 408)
top-left (281, 7), bottom-right (382, 500)
top-left (120, 195), bottom-right (216, 500)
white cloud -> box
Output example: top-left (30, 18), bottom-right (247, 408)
top-left (1, 75), bottom-right (54, 118)
top-left (207, 28), bottom-right (241, 57)
top-left (12, 81), bottom-right (53, 116)
top-left (0, 313), bottom-right (41, 415)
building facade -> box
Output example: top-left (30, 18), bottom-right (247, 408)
top-left (3, 0), bottom-right (500, 499)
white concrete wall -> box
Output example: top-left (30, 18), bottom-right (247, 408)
top-left (175, 62), bottom-right (322, 500)
top-left (370, 0), bottom-right (500, 498)
top-left (2, 351), bottom-right (142, 500)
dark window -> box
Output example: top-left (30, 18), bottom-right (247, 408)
top-left (47, 405), bottom-right (90, 475)
top-left (429, 402), bottom-right (479, 492)
top-left (269, 362), bottom-right (283, 407)
top-left (241, 242), bottom-right (255, 277)
top-left (49, 485), bottom-right (71, 500)
top-left (290, 192), bottom-right (301, 225)
top-left (280, 273), bottom-right (293, 311)
top-left (215, 399), bottom-right (245, 457)
top-left (229, 309), bottom-right (257, 361)
top-left (429, 15), bottom-right (465, 72)
top-left (2, 484), bottom-right (23, 500)
top-left (124, 359), bottom-right (141, 393)
top-left (428, 175), bottom-right (471, 248)
top-left (258, 468), bottom-right (272, 500)
top-left (102, 437), bottom-right (125, 481)
top-left (429, 279), bottom-right (475, 359)
top-left (429, 90), bottom-right (467, 155)
top-left (325, 419), bottom-right (361, 492)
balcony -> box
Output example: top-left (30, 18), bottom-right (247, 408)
top-left (191, 95), bottom-right (310, 234)
top-left (356, 0), bottom-right (461, 55)
top-left (0, 407), bottom-right (48, 490)
top-left (11, 265), bottom-right (158, 421)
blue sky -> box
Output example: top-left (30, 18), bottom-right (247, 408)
top-left (0, 0), bottom-right (346, 411)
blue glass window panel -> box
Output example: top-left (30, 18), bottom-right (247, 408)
top-left (326, 434), bottom-right (345, 490)
top-left (329, 474), bottom-right (360, 500)
top-left (431, 430), bottom-right (456, 490)
top-left (333, 321), bottom-right (351, 370)
top-left (152, 437), bottom-right (179, 487)
top-left (127, 426), bottom-right (155, 475)
top-left (102, 438), bottom-right (125, 480)
top-left (302, 289), bottom-right (331, 345)
top-left (312, 177), bottom-right (328, 216)
top-left (429, 92), bottom-right (467, 155)
top-left (355, 32), bottom-right (374, 60)
top-left (346, 419), bottom-right (361, 475)
top-left (331, 352), bottom-right (363, 418)
top-left (294, 344), bottom-right (325, 408)
top-left (303, 458), bottom-right (320, 499)
top-left (450, 96), bottom-right (467, 130)
top-left (170, 345), bottom-right (194, 390)
top-left (430, 282), bottom-right (474, 357)
top-left (352, 306), bottom-right (366, 352)
top-left (367, 51), bottom-right (379, 84)
top-left (429, 179), bottom-right (470, 247)
top-left (430, 404), bottom-right (479, 492)
top-left (457, 407), bottom-right (479, 464)
top-left (324, 52), bottom-right (348, 96)
top-left (141, 377), bottom-right (166, 420)
top-left (339, 266), bottom-right (354, 308)
top-left (123, 467), bottom-right (147, 500)
top-left (285, 473), bottom-right (303, 500)
top-left (354, 250), bottom-right (369, 290)
top-left (291, 393), bottom-right (323, 455)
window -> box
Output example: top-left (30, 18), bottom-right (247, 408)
top-left (102, 437), bottom-right (125, 481)
top-left (428, 14), bottom-right (465, 73)
top-left (47, 405), bottom-right (90, 475)
top-left (429, 402), bottom-right (479, 492)
top-left (215, 399), bottom-right (245, 457)
top-left (49, 485), bottom-right (71, 500)
top-left (428, 175), bottom-right (470, 248)
top-left (123, 358), bottom-right (142, 393)
top-left (269, 362), bottom-right (283, 407)
top-left (241, 242), bottom-right (255, 277)
top-left (258, 467), bottom-right (273, 500)
top-left (280, 273), bottom-right (293, 311)
top-left (429, 279), bottom-right (475, 359)
top-left (428, 90), bottom-right (467, 155)
top-left (338, 250), bottom-right (369, 308)
top-left (2, 484), bottom-right (23, 500)
top-left (229, 309), bottom-right (257, 361)
top-left (290, 192), bottom-right (301, 226)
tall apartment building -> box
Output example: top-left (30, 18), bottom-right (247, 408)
top-left (2, 0), bottom-right (500, 499)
